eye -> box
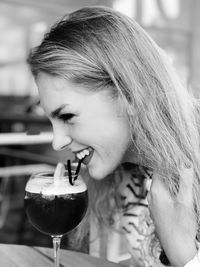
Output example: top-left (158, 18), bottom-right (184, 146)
top-left (58, 113), bottom-right (75, 123)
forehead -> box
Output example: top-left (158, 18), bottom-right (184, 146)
top-left (36, 72), bottom-right (112, 96)
top-left (36, 73), bottom-right (86, 94)
top-left (36, 72), bottom-right (121, 115)
top-left (36, 73), bottom-right (96, 104)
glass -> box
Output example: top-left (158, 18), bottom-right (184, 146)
top-left (24, 166), bottom-right (88, 267)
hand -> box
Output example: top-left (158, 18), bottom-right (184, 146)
top-left (147, 165), bottom-right (198, 267)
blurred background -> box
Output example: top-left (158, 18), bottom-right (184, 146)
top-left (0, 0), bottom-right (199, 265)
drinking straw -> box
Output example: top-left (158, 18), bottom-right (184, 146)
top-left (67, 160), bottom-right (73, 185)
top-left (74, 160), bottom-right (82, 181)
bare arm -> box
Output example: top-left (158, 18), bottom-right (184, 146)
top-left (148, 165), bottom-right (198, 267)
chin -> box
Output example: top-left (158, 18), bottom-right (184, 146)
top-left (87, 164), bottom-right (106, 180)
top-left (88, 169), bottom-right (105, 180)
top-left (87, 164), bottom-right (116, 180)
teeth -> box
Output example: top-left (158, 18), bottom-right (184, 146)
top-left (76, 148), bottom-right (91, 160)
top-left (76, 154), bottom-right (82, 160)
top-left (84, 150), bottom-right (89, 156)
top-left (80, 152), bottom-right (85, 158)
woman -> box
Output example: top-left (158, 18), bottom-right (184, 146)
top-left (27, 6), bottom-right (200, 267)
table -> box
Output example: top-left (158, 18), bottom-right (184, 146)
top-left (0, 244), bottom-right (123, 267)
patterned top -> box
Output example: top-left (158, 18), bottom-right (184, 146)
top-left (118, 163), bottom-right (168, 267)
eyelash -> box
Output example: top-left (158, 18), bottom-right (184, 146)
top-left (59, 113), bottom-right (74, 123)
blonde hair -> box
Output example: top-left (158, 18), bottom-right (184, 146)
top-left (28, 6), bottom-right (200, 234)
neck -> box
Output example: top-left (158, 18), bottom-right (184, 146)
top-left (122, 147), bottom-right (141, 165)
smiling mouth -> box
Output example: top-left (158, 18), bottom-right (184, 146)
top-left (74, 147), bottom-right (94, 165)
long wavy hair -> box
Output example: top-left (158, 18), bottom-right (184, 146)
top-left (27, 6), bottom-right (200, 239)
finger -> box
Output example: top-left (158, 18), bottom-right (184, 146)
top-left (148, 172), bottom-right (172, 207)
top-left (151, 172), bottom-right (170, 196)
top-left (177, 163), bottom-right (194, 204)
top-left (178, 163), bottom-right (194, 192)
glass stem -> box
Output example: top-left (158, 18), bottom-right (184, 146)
top-left (52, 235), bottom-right (62, 267)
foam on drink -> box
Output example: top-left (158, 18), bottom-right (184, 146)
top-left (25, 162), bottom-right (87, 195)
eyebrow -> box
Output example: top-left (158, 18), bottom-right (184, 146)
top-left (50, 104), bottom-right (68, 118)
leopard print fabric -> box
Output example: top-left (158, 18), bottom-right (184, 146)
top-left (118, 163), bottom-right (167, 267)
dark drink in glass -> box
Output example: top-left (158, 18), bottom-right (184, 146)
top-left (25, 190), bottom-right (88, 236)
top-left (24, 165), bottom-right (88, 267)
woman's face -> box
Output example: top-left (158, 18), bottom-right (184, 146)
top-left (36, 72), bottom-right (132, 179)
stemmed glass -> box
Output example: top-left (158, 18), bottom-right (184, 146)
top-left (24, 162), bottom-right (88, 267)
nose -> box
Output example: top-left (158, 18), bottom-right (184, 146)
top-left (52, 123), bottom-right (72, 151)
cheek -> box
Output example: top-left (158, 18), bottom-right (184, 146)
top-left (95, 124), bottom-right (131, 159)
top-left (71, 120), bottom-right (105, 142)
top-left (105, 121), bottom-right (131, 146)
top-left (72, 114), bottom-right (131, 152)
